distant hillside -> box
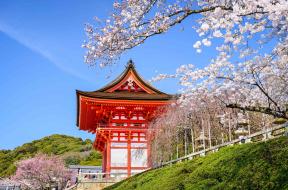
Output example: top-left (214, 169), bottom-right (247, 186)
top-left (0, 134), bottom-right (102, 177)
top-left (106, 137), bottom-right (288, 190)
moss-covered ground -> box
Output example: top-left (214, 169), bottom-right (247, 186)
top-left (106, 137), bottom-right (288, 190)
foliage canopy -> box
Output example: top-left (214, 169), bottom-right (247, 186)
top-left (0, 134), bottom-right (101, 177)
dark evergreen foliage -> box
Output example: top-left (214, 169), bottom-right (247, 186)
top-left (0, 134), bottom-right (102, 177)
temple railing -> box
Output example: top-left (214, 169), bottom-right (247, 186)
top-left (155, 123), bottom-right (288, 168)
top-left (77, 172), bottom-right (135, 183)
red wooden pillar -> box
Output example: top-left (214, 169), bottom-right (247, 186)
top-left (106, 140), bottom-right (111, 175)
top-left (102, 149), bottom-right (106, 173)
top-left (127, 131), bottom-right (131, 176)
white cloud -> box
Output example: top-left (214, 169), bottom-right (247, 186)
top-left (0, 21), bottom-right (90, 81)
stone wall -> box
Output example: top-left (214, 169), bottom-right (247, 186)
top-left (76, 181), bottom-right (116, 190)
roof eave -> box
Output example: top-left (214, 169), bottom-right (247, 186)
top-left (76, 90), bottom-right (176, 101)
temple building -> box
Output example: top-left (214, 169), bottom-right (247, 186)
top-left (76, 60), bottom-right (174, 177)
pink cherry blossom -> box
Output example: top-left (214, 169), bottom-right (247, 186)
top-left (83, 0), bottom-right (288, 119)
top-left (12, 154), bottom-right (73, 190)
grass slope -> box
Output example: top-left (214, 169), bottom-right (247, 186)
top-left (0, 134), bottom-right (102, 177)
top-left (106, 137), bottom-right (288, 190)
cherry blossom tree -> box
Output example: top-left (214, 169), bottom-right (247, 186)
top-left (149, 105), bottom-right (186, 164)
top-left (83, 0), bottom-right (288, 119)
top-left (12, 154), bottom-right (73, 190)
top-left (150, 100), bottom-right (276, 164)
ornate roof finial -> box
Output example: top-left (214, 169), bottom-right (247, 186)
top-left (126, 59), bottom-right (135, 68)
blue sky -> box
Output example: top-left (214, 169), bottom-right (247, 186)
top-left (0, 0), bottom-right (215, 149)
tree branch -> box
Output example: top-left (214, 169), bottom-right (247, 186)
top-left (226, 103), bottom-right (287, 119)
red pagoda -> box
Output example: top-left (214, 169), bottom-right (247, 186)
top-left (76, 60), bottom-right (174, 177)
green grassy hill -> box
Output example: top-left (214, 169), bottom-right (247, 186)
top-left (106, 137), bottom-right (288, 190)
top-left (0, 134), bottom-right (102, 177)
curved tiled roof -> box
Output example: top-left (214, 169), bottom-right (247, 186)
top-left (76, 90), bottom-right (174, 100)
top-left (76, 60), bottom-right (175, 100)
top-left (76, 60), bottom-right (176, 127)
top-left (96, 60), bottom-right (168, 94)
